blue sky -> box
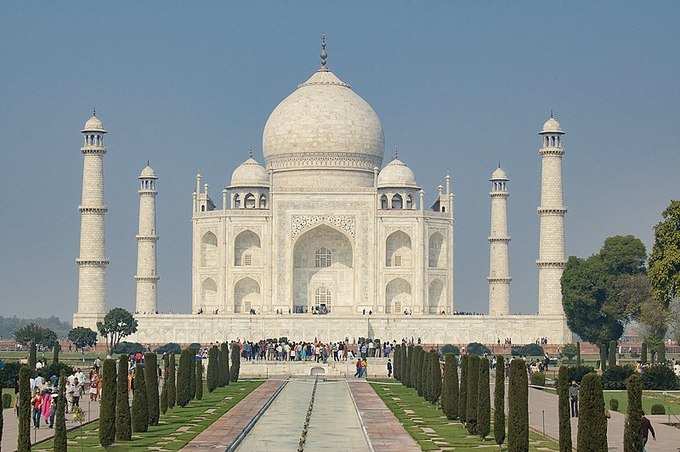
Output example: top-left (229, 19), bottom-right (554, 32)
top-left (1, 2), bottom-right (678, 320)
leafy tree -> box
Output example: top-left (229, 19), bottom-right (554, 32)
top-left (18, 366), bottom-right (31, 452)
top-left (494, 356), bottom-right (505, 448)
top-left (131, 365), bottom-right (149, 432)
top-left (608, 340), bottom-right (617, 368)
top-left (557, 366), bottom-right (571, 452)
top-left (29, 342), bottom-right (37, 370)
top-left (14, 323), bottom-right (58, 347)
top-left (477, 357), bottom-right (490, 439)
top-left (623, 373), bottom-right (643, 452)
top-left (167, 353), bottom-right (176, 409)
top-left (466, 355), bottom-right (480, 434)
top-left (53, 371), bottom-right (67, 451)
top-left (600, 235), bottom-right (647, 275)
top-left (576, 341), bottom-right (582, 366)
top-left (52, 342), bottom-right (60, 364)
top-left (144, 353), bottom-right (160, 425)
top-left (230, 343), bottom-right (240, 383)
top-left (441, 354), bottom-right (459, 419)
top-left (207, 346), bottom-right (218, 392)
top-left (459, 355), bottom-right (468, 421)
top-left (576, 373), bottom-right (607, 452)
top-left (97, 307), bottom-right (138, 353)
top-left (508, 359), bottom-right (528, 452)
top-left (196, 357), bottom-right (204, 400)
top-left (68, 326), bottom-right (98, 351)
top-left (561, 344), bottom-right (577, 362)
top-left (115, 355), bottom-right (132, 441)
top-left (99, 359), bottom-right (117, 446)
top-left (640, 342), bottom-right (648, 364)
top-left (649, 200), bottom-right (680, 306)
top-left (160, 355), bottom-right (168, 414)
top-left (466, 342), bottom-right (491, 356)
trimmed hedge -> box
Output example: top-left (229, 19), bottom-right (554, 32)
top-left (530, 372), bottom-right (546, 386)
top-left (53, 371), bottom-right (67, 452)
top-left (167, 353), bottom-right (176, 409)
top-left (18, 366), bottom-right (31, 452)
top-left (160, 355), bottom-right (168, 415)
top-left (567, 365), bottom-right (595, 384)
top-left (131, 364), bottom-right (149, 432)
top-left (466, 342), bottom-right (491, 356)
top-left (196, 358), bottom-right (204, 400)
top-left (115, 355), bottom-right (132, 441)
top-left (651, 404), bottom-right (665, 415)
top-left (155, 342), bottom-right (181, 355)
top-left (477, 357), bottom-right (490, 439)
top-left (113, 341), bottom-right (145, 354)
top-left (441, 354), bottom-right (459, 419)
top-left (641, 364), bottom-right (679, 390)
top-left (609, 398), bottom-right (619, 411)
top-left (145, 353), bottom-right (160, 425)
top-left (176, 348), bottom-right (192, 407)
top-left (602, 365), bottom-right (635, 390)
top-left (466, 355), bottom-right (480, 434)
top-left (576, 373), bottom-right (607, 452)
top-left (608, 340), bottom-right (617, 368)
top-left (557, 366), bottom-right (571, 452)
top-left (459, 355), bottom-right (468, 421)
top-left (99, 359), bottom-right (117, 446)
top-left (624, 373), bottom-right (643, 452)
top-left (230, 343), bottom-right (240, 383)
top-left (2, 393), bottom-right (12, 409)
top-left (207, 346), bottom-right (218, 392)
top-left (511, 343), bottom-right (545, 357)
top-left (508, 359), bottom-right (528, 452)
top-left (494, 355), bottom-right (506, 448)
top-left (440, 344), bottom-right (460, 356)
top-left (219, 343), bottom-right (229, 386)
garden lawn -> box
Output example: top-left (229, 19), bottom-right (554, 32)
top-left (603, 390), bottom-right (680, 416)
top-left (32, 379), bottom-right (262, 451)
top-left (370, 381), bottom-right (560, 451)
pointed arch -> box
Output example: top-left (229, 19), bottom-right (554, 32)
top-left (200, 231), bottom-right (218, 267)
top-left (386, 230), bottom-right (412, 267)
top-left (380, 194), bottom-right (388, 209)
top-left (428, 232), bottom-right (445, 268)
top-left (385, 277), bottom-right (411, 314)
top-left (234, 230), bottom-right (261, 266)
top-left (428, 279), bottom-right (444, 314)
top-left (234, 277), bottom-right (260, 313)
top-left (201, 277), bottom-right (217, 309)
top-left (392, 193), bottom-right (403, 209)
top-left (244, 193), bottom-right (256, 209)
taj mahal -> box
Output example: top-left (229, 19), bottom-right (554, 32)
top-left (72, 39), bottom-right (572, 344)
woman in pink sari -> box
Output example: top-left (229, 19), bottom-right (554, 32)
top-left (41, 389), bottom-right (53, 426)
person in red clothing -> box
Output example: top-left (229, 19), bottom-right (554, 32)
top-left (641, 411), bottom-right (656, 450)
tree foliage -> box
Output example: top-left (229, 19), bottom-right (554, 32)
top-left (494, 356), bottom-right (506, 447)
top-left (557, 366), bottom-right (571, 452)
top-left (167, 353), bottom-right (176, 409)
top-left (18, 366), bottom-right (31, 452)
top-left (97, 307), bottom-right (138, 353)
top-left (459, 355), bottom-right (468, 421)
top-left (99, 359), bottom-right (117, 446)
top-left (52, 342), bottom-right (60, 364)
top-left (477, 357), bottom-right (490, 439)
top-left (160, 355), bottom-right (169, 414)
top-left (53, 371), bottom-right (68, 452)
top-left (196, 357), bottom-right (204, 400)
top-left (230, 343), bottom-right (240, 383)
top-left (176, 348), bottom-right (192, 407)
top-left (131, 364), bottom-right (149, 432)
top-left (115, 355), bottom-right (132, 441)
top-left (441, 354), bottom-right (459, 419)
top-left (649, 200), bottom-right (680, 306)
top-left (207, 346), bottom-right (218, 392)
top-left (623, 372), bottom-right (643, 452)
top-left (576, 373), bottom-right (608, 452)
top-left (15, 323), bottom-right (58, 347)
top-left (466, 355), bottom-right (480, 434)
top-left (508, 359), bottom-right (528, 452)
top-left (68, 326), bottom-right (98, 351)
top-left (145, 353), bottom-right (160, 426)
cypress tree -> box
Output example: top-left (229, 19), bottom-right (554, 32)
top-left (116, 355), bottom-right (132, 441)
top-left (230, 343), bottom-right (240, 383)
top-left (441, 354), bottom-right (459, 419)
top-left (459, 355), bottom-right (468, 421)
top-left (17, 366), bottom-right (31, 452)
top-left (196, 357), bottom-right (204, 400)
top-left (477, 357), bottom-right (490, 439)
top-left (53, 342), bottom-right (60, 364)
top-left (466, 355), bottom-right (480, 434)
top-left (508, 359), bottom-right (528, 452)
top-left (494, 355), bottom-right (505, 448)
top-left (656, 342), bottom-right (666, 363)
top-left (406, 345), bottom-right (414, 387)
top-left (219, 343), bottom-right (230, 386)
top-left (623, 372), bottom-right (643, 452)
top-left (599, 343), bottom-right (607, 371)
top-left (576, 373), bottom-right (607, 452)
top-left (404, 345), bottom-right (411, 386)
top-left (176, 349), bottom-right (192, 407)
top-left (144, 353), bottom-right (160, 426)
top-left (207, 346), bottom-right (218, 391)
top-left (28, 342), bottom-right (37, 370)
top-left (416, 347), bottom-right (425, 396)
top-left (188, 354), bottom-right (196, 400)
top-left (640, 342), bottom-right (648, 364)
top-left (431, 350), bottom-right (442, 404)
top-left (576, 341), bottom-right (581, 366)
top-left (608, 340), bottom-right (617, 368)
top-left (131, 365), bottom-right (149, 432)
top-left (423, 351), bottom-right (432, 401)
top-left (393, 345), bottom-right (400, 381)
top-left (160, 355), bottom-right (168, 415)
top-left (167, 353), bottom-right (176, 409)
top-left (557, 365), bottom-right (572, 452)
top-left (0, 385), bottom-right (2, 450)
top-left (99, 360), bottom-right (117, 447)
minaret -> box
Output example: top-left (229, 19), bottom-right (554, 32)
top-left (488, 166), bottom-right (511, 315)
top-left (135, 163), bottom-right (159, 314)
top-left (537, 113), bottom-right (567, 316)
top-left (74, 112), bottom-right (109, 328)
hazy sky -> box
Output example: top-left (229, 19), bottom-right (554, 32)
top-left (1, 2), bottom-right (678, 321)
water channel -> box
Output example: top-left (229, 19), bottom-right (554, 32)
top-left (236, 378), bottom-right (370, 452)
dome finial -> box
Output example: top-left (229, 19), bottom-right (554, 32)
top-left (393, 145), bottom-right (398, 160)
top-left (248, 146), bottom-right (254, 159)
top-left (320, 33), bottom-right (328, 69)
top-left (92, 107), bottom-right (96, 117)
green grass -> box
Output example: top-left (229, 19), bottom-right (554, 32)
top-left (370, 381), bottom-right (560, 451)
top-left (603, 390), bottom-right (680, 416)
top-left (32, 380), bottom-right (263, 451)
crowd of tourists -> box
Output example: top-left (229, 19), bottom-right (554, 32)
top-left (234, 338), bottom-right (395, 362)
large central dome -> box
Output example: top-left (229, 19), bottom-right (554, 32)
top-left (262, 66), bottom-right (384, 189)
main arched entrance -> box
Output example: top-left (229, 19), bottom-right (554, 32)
top-left (292, 224), bottom-right (353, 314)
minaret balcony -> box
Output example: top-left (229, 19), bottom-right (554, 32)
top-left (81, 146), bottom-right (107, 155)
top-left (489, 191), bottom-right (509, 198)
top-left (538, 147), bottom-right (564, 156)
top-left (134, 275), bottom-right (160, 281)
top-left (487, 276), bottom-right (512, 283)
top-left (76, 258), bottom-right (110, 266)
top-left (536, 260), bottom-right (566, 268)
top-left (79, 206), bottom-right (108, 214)
top-left (488, 236), bottom-right (510, 242)
top-left (537, 207), bottom-right (567, 215)
top-left (136, 235), bottom-right (159, 241)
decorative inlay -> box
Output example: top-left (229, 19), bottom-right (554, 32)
top-left (266, 152), bottom-right (382, 171)
top-left (290, 214), bottom-right (356, 239)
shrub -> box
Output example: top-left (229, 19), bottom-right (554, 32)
top-left (466, 342), bottom-right (491, 356)
top-left (144, 353), bottom-right (160, 425)
top-left (576, 341), bottom-right (581, 366)
top-left (99, 359), bottom-right (117, 446)
top-left (530, 372), bottom-right (546, 387)
top-left (477, 357), bottom-right (491, 439)
top-left (18, 366), bottom-right (31, 452)
top-left (2, 393), bottom-right (12, 409)
top-left (431, 350), bottom-right (442, 403)
top-left (416, 347), bottom-right (425, 396)
top-left (459, 355), bottom-right (468, 421)
top-left (218, 343), bottom-right (229, 386)
top-left (599, 344), bottom-right (608, 371)
top-left (441, 354), bottom-right (459, 419)
top-left (640, 364), bottom-right (679, 390)
top-left (176, 348), bottom-right (192, 407)
top-left (512, 343), bottom-right (545, 357)
top-left (656, 342), bottom-right (666, 363)
top-left (167, 353), bottom-right (176, 409)
top-left (508, 359), bottom-right (528, 452)
top-left (602, 365), bottom-right (635, 390)
top-left (494, 355), bottom-right (506, 447)
top-left (207, 346), bottom-right (218, 392)
top-left (576, 373), bottom-right (607, 452)
top-left (624, 373), bottom-right (643, 452)
top-left (561, 344), bottom-right (577, 362)
top-left (650, 403), bottom-right (665, 415)
top-left (609, 398), bottom-right (619, 411)
top-left (155, 342), bottom-right (181, 355)
top-left (230, 343), bottom-right (240, 383)
top-left (440, 344), bottom-right (460, 356)
top-left (53, 371), bottom-right (67, 452)
top-left (405, 345), bottom-right (414, 387)
top-left (113, 341), bottom-right (145, 354)
top-left (0, 361), bottom-right (21, 388)
top-left (567, 365), bottom-right (595, 384)
top-left (557, 366), bottom-right (571, 452)
top-left (466, 355), bottom-right (480, 434)
top-left (131, 365), bottom-right (149, 432)
top-left (188, 342), bottom-right (202, 352)
top-left (196, 358), bottom-right (204, 400)
top-left (36, 362), bottom-right (75, 381)
top-left (116, 355), bottom-right (132, 441)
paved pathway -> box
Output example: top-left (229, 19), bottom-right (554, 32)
top-left (181, 379), bottom-right (285, 451)
top-left (348, 380), bottom-right (421, 452)
top-left (1, 400), bottom-right (100, 452)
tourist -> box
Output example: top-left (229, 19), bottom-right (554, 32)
top-left (41, 388), bottom-right (53, 427)
top-left (361, 358), bottom-right (368, 377)
top-left (569, 381), bottom-right (579, 417)
top-left (387, 359), bottom-right (393, 378)
top-left (32, 388), bottom-right (43, 428)
top-left (641, 411), bottom-right (656, 450)
top-left (354, 359), bottom-right (362, 378)
top-left (89, 369), bottom-right (100, 401)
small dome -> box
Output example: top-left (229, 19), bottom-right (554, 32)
top-left (490, 167), bottom-right (508, 180)
top-left (377, 158), bottom-right (418, 188)
top-left (540, 116), bottom-right (563, 134)
top-left (230, 157), bottom-right (269, 187)
top-left (82, 114), bottom-right (106, 132)
top-left (139, 164), bottom-right (156, 178)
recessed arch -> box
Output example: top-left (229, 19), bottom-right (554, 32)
top-left (392, 193), bottom-right (403, 209)
top-left (244, 193), bottom-right (256, 209)
top-left (234, 230), bottom-right (261, 266)
top-left (380, 194), bottom-right (388, 209)
top-left (386, 230), bottom-right (412, 267)
top-left (428, 279), bottom-right (444, 314)
top-left (234, 277), bottom-right (260, 313)
top-left (428, 232), bottom-right (445, 268)
top-left (201, 232), bottom-right (218, 267)
top-left (385, 277), bottom-right (411, 314)
top-left (200, 278), bottom-right (217, 310)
